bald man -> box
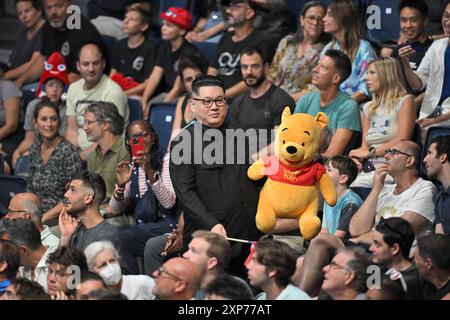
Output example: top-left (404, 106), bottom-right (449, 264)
top-left (298, 140), bottom-right (437, 296)
top-left (152, 257), bottom-right (201, 300)
top-left (6, 193), bottom-right (59, 249)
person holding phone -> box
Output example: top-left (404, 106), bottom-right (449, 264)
top-left (110, 120), bottom-right (179, 275)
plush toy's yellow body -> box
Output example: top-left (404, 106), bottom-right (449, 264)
top-left (248, 108), bottom-right (337, 240)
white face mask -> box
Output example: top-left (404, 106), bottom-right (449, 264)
top-left (99, 263), bottom-right (122, 286)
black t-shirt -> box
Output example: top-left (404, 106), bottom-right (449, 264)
top-left (111, 38), bottom-right (157, 83)
top-left (40, 15), bottom-right (106, 74)
top-left (9, 27), bottom-right (42, 69)
top-left (421, 279), bottom-right (450, 300)
top-left (435, 186), bottom-right (450, 235)
top-left (211, 30), bottom-right (266, 90)
top-left (155, 40), bottom-right (202, 93)
top-left (230, 83), bottom-right (295, 149)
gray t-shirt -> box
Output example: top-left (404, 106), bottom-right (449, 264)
top-left (70, 220), bottom-right (120, 252)
top-left (24, 98), bottom-right (67, 136)
top-left (0, 79), bottom-right (21, 126)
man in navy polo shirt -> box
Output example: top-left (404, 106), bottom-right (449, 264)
top-left (423, 135), bottom-right (450, 235)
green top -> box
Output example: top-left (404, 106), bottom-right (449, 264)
top-left (294, 91), bottom-right (361, 134)
top-left (88, 136), bottom-right (130, 206)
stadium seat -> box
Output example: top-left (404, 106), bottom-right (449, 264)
top-left (0, 175), bottom-right (27, 212)
top-left (148, 102), bottom-right (177, 154)
top-left (14, 155), bottom-right (30, 179)
top-left (420, 125), bottom-right (450, 179)
top-left (128, 98), bottom-right (143, 122)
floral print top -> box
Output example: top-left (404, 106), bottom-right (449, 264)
top-left (321, 39), bottom-right (377, 97)
top-left (268, 35), bottom-right (324, 95)
top-left (27, 139), bottom-right (81, 212)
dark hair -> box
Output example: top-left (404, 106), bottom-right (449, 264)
top-left (375, 217), bottom-right (415, 260)
top-left (0, 239), bottom-right (20, 279)
top-left (326, 155), bottom-right (358, 186)
top-left (126, 120), bottom-right (162, 172)
top-left (417, 234), bottom-right (450, 270)
top-left (47, 246), bottom-right (88, 271)
top-left (88, 287), bottom-right (129, 300)
top-left (289, 1), bottom-right (329, 46)
top-left (15, 0), bottom-right (42, 11)
top-left (10, 278), bottom-right (50, 300)
top-left (324, 49), bottom-right (352, 84)
top-left (204, 274), bottom-right (253, 300)
top-left (86, 101), bottom-right (124, 136)
top-left (254, 238), bottom-right (298, 288)
top-left (126, 2), bottom-right (153, 27)
top-left (398, 0), bottom-right (428, 18)
top-left (240, 46), bottom-right (269, 64)
top-left (178, 55), bottom-right (208, 77)
top-left (431, 135), bottom-right (450, 163)
top-left (2, 219), bottom-right (42, 250)
top-left (340, 246), bottom-right (372, 293)
top-left (33, 98), bottom-right (60, 120)
top-left (71, 171), bottom-right (107, 206)
top-left (191, 75), bottom-right (225, 97)
top-left (78, 271), bottom-right (106, 286)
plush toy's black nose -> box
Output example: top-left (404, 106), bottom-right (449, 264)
top-left (286, 146), bottom-right (297, 154)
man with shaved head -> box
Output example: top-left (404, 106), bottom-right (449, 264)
top-left (298, 140), bottom-right (437, 296)
top-left (152, 257), bottom-right (201, 300)
top-left (6, 193), bottom-right (59, 250)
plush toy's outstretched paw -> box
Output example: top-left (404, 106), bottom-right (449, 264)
top-left (299, 216), bottom-right (321, 240)
top-left (256, 211), bottom-right (276, 234)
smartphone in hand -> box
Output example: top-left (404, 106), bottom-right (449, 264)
top-left (130, 136), bottom-right (145, 158)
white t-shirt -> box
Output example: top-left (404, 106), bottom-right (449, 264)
top-left (121, 275), bottom-right (155, 300)
top-left (375, 177), bottom-right (437, 225)
top-left (66, 75), bottom-right (129, 150)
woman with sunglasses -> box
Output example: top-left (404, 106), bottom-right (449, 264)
top-left (268, 1), bottom-right (329, 102)
top-left (349, 58), bottom-right (416, 188)
top-left (110, 120), bottom-right (179, 274)
top-left (27, 100), bottom-right (81, 226)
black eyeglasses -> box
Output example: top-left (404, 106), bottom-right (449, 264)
top-left (155, 267), bottom-right (184, 282)
top-left (5, 209), bottom-right (28, 217)
top-left (377, 218), bottom-right (407, 239)
top-left (385, 148), bottom-right (413, 157)
top-left (191, 97), bottom-right (227, 108)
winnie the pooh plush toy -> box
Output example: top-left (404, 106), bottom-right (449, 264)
top-left (247, 108), bottom-right (337, 240)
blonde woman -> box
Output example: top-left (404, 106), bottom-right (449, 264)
top-left (321, 0), bottom-right (377, 104)
top-left (349, 58), bottom-right (416, 188)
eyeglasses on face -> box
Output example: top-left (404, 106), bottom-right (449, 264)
top-left (328, 260), bottom-right (351, 273)
top-left (191, 97), bottom-right (227, 108)
top-left (83, 119), bottom-right (98, 126)
top-left (385, 148), bottom-right (413, 157)
top-left (6, 209), bottom-right (28, 217)
top-left (155, 267), bottom-right (184, 282)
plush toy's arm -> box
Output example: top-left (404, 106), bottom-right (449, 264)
top-left (318, 173), bottom-right (338, 206)
top-left (247, 158), bottom-right (266, 180)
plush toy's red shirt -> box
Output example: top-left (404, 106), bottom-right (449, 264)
top-left (262, 155), bottom-right (326, 186)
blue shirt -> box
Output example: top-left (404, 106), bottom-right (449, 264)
top-left (322, 189), bottom-right (363, 237)
top-left (294, 91), bottom-right (361, 134)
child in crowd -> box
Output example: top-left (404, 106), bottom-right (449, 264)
top-left (321, 155), bottom-right (363, 239)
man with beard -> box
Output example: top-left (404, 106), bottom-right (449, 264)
top-left (294, 49), bottom-right (361, 159)
top-left (15, 0), bottom-right (106, 87)
top-left (209, 0), bottom-right (269, 101)
top-left (58, 171), bottom-right (120, 252)
top-left (230, 47), bottom-right (295, 160)
top-left (423, 135), bottom-right (450, 235)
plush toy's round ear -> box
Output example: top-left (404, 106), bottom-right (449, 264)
top-left (281, 106), bottom-right (292, 122)
top-left (315, 112), bottom-right (329, 129)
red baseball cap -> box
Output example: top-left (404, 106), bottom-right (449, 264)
top-left (160, 7), bottom-right (193, 30)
